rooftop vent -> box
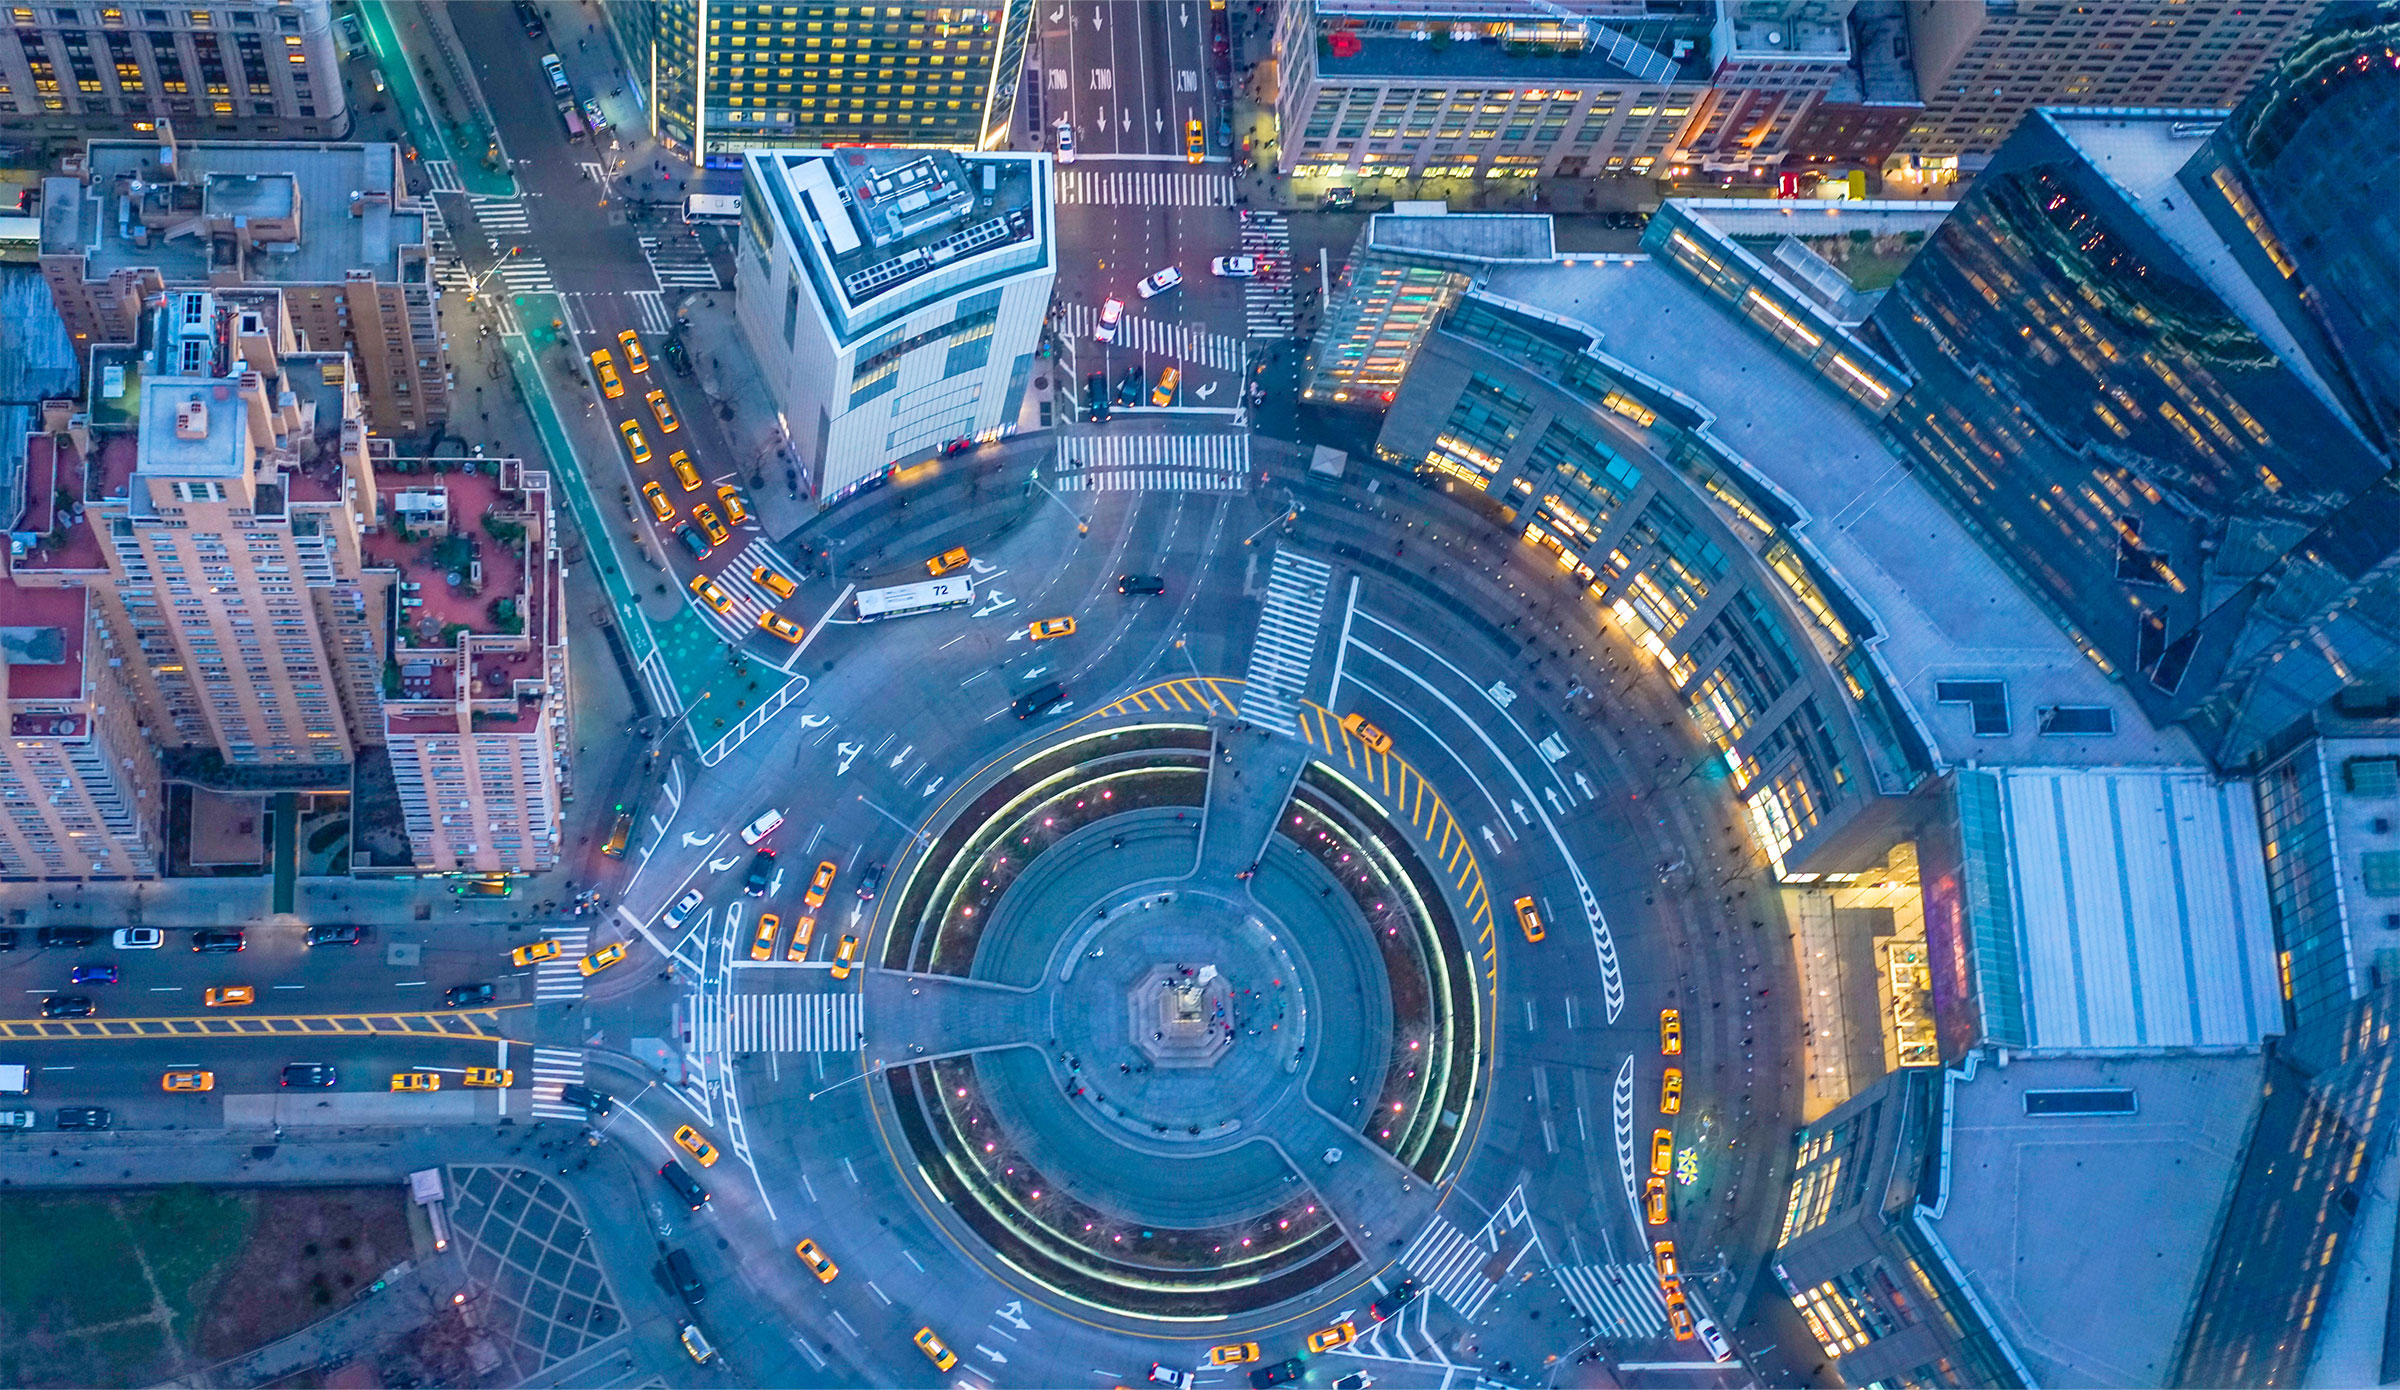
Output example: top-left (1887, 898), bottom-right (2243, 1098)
top-left (174, 395), bottom-right (209, 440)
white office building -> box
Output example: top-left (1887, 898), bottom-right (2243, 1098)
top-left (734, 148), bottom-right (1055, 504)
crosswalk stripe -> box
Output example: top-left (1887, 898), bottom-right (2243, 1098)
top-left (1238, 211), bottom-right (1298, 340)
top-left (689, 537), bottom-right (795, 644)
top-left (1397, 1213), bottom-right (1502, 1321)
top-left (1054, 168), bottom-right (1234, 207)
top-left (638, 235), bottom-right (723, 290)
top-left (532, 926), bottom-right (592, 1001)
top-left (1054, 304), bottom-right (1246, 372)
top-left (628, 289), bottom-right (673, 334)
top-left (725, 992), bottom-right (864, 1052)
top-left (1051, 468), bottom-right (1248, 494)
top-left (528, 1045), bottom-right (587, 1119)
top-left (1240, 551), bottom-right (1332, 734)
top-left (425, 160), bottom-right (464, 194)
top-left (1056, 433), bottom-right (1249, 473)
top-left (1553, 1264), bottom-right (1668, 1337)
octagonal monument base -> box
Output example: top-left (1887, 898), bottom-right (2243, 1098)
top-left (1130, 964), bottom-right (1234, 1069)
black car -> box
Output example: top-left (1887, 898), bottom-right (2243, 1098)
top-left (55, 1106), bottom-right (111, 1130)
top-left (676, 522), bottom-right (711, 560)
top-left (1013, 681), bottom-right (1068, 720)
top-left (559, 1083), bottom-right (614, 1116)
top-left (1370, 1275), bottom-right (1421, 1320)
top-left (854, 862), bottom-right (885, 902)
top-left (305, 923), bottom-right (363, 947)
top-left (666, 1247), bottom-right (706, 1306)
top-left (1250, 1358), bottom-right (1305, 1389)
top-left (1117, 574), bottom-right (1166, 595)
top-left (743, 847), bottom-right (777, 897)
top-left (191, 929), bottom-right (245, 954)
top-left (1084, 372), bottom-right (1110, 423)
top-left (0, 927), bottom-right (16, 952)
top-left (1117, 366), bottom-right (1143, 406)
top-left (513, 0), bottom-right (544, 37)
top-left (281, 1062), bottom-right (338, 1088)
top-left (659, 1160), bottom-right (710, 1210)
top-left (36, 926), bottom-right (97, 949)
top-left (663, 337), bottom-right (693, 376)
top-left (41, 995), bottom-right (95, 1019)
top-left (444, 983), bottom-right (497, 1008)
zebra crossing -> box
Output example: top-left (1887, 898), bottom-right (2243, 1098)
top-left (628, 289), bottom-right (673, 335)
top-left (531, 926), bottom-right (590, 1002)
top-left (1053, 469), bottom-right (1246, 494)
top-left (1054, 304), bottom-right (1246, 372)
top-left (1553, 1263), bottom-right (1669, 1338)
top-left (492, 256), bottom-right (556, 295)
top-left (467, 193), bottom-right (530, 236)
top-left (639, 234), bottom-right (722, 290)
top-left (425, 159), bottom-right (465, 193)
top-left (1242, 550), bottom-right (1334, 734)
top-left (1054, 168), bottom-right (1235, 207)
top-left (1238, 211), bottom-right (1297, 341)
top-left (725, 991), bottom-right (865, 1053)
top-left (1057, 432), bottom-right (1249, 473)
top-left (692, 537), bottom-right (800, 645)
top-left (561, 291), bottom-right (674, 337)
top-left (528, 1047), bottom-right (588, 1120)
top-left (1395, 1213), bottom-right (1502, 1321)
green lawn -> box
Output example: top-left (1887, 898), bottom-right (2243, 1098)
top-left (0, 1187), bottom-right (253, 1388)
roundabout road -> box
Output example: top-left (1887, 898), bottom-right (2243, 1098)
top-left (566, 454), bottom-right (1785, 1388)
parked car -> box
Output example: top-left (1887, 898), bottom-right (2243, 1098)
top-left (281, 1062), bottom-right (338, 1088)
top-left (55, 1106), bottom-right (111, 1129)
top-left (444, 982), bottom-right (497, 1007)
top-left (306, 924), bottom-right (363, 947)
top-left (37, 927), bottom-right (97, 949)
top-left (112, 928), bottom-right (163, 950)
top-left (191, 929), bottom-right (245, 954)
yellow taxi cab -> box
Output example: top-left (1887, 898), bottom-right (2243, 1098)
top-left (914, 1328), bottom-right (957, 1372)
top-left (760, 612), bottom-right (803, 643)
top-left (754, 565), bottom-right (796, 599)
top-left (751, 912), bottom-right (782, 961)
top-left (1209, 1343), bottom-right (1260, 1366)
top-left (1150, 365), bottom-right (1180, 407)
top-left (668, 449), bottom-right (702, 492)
top-left (1665, 1280), bottom-right (1696, 1339)
top-left (1653, 1239), bottom-right (1679, 1280)
top-left (1660, 1007), bottom-right (1683, 1055)
top-left (591, 348), bottom-right (624, 398)
top-left (830, 934), bottom-right (860, 980)
top-left (680, 1324), bottom-right (715, 1364)
top-left (785, 914), bottom-right (818, 962)
top-left (162, 1070), bottom-right (214, 1092)
top-left (463, 1067), bottom-right (512, 1087)
top-left (795, 1238), bottom-right (839, 1282)
top-left (579, 941), bottom-right (629, 976)
top-left (694, 502), bottom-right (730, 546)
top-left (1661, 1067), bottom-right (1683, 1114)
top-left (1645, 1175), bottom-right (1669, 1225)
top-left (392, 1072), bottom-right (441, 1092)
top-left (1513, 895), bottom-right (1544, 943)
top-left (1652, 1127), bottom-right (1675, 1176)
top-left (511, 939), bottom-right (560, 967)
top-left (204, 985), bottom-right (254, 1007)
top-left (805, 859), bottom-right (837, 907)
top-left (645, 388), bottom-right (680, 433)
top-left (618, 419), bottom-right (650, 465)
top-left (1029, 616), bottom-right (1077, 641)
top-left (926, 546), bottom-right (970, 576)
top-left (1339, 710), bottom-right (1393, 753)
top-left (618, 328), bottom-right (649, 373)
top-left (642, 480), bottom-right (675, 521)
top-left (690, 574), bottom-right (734, 614)
top-left (674, 1123), bottom-right (720, 1166)
top-left (1185, 117), bottom-right (1205, 163)
top-left (716, 484), bottom-right (748, 525)
top-left (1307, 1322), bottom-right (1357, 1353)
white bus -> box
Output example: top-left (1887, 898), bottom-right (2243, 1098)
top-left (682, 193), bottom-right (742, 225)
top-left (854, 577), bottom-right (973, 622)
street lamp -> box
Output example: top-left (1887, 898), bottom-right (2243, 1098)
top-left (650, 691), bottom-right (711, 759)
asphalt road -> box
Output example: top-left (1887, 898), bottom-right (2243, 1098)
top-left (0, 1), bottom-right (1797, 1385)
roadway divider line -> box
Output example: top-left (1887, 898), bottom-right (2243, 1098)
top-left (0, 1008), bottom-right (517, 1041)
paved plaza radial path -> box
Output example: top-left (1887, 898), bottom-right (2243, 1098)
top-left (850, 716), bottom-right (1492, 1323)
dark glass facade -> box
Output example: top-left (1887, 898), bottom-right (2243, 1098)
top-left (1869, 109), bottom-right (2399, 766)
top-left (608, 1), bottom-right (1029, 160)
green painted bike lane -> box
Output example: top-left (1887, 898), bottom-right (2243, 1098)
top-left (505, 296), bottom-right (789, 726)
top-left (357, 0), bottom-right (516, 197)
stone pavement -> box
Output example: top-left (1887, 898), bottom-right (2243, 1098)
top-left (1196, 721), bottom-right (1305, 879)
top-left (860, 970), bottom-right (1043, 1065)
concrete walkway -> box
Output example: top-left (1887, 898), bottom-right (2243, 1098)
top-left (860, 970), bottom-right (1042, 1064)
top-left (1195, 721), bottom-right (1304, 881)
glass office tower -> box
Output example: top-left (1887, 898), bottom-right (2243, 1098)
top-left (607, 1), bottom-right (1033, 165)
top-left (1867, 99), bottom-right (2399, 767)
